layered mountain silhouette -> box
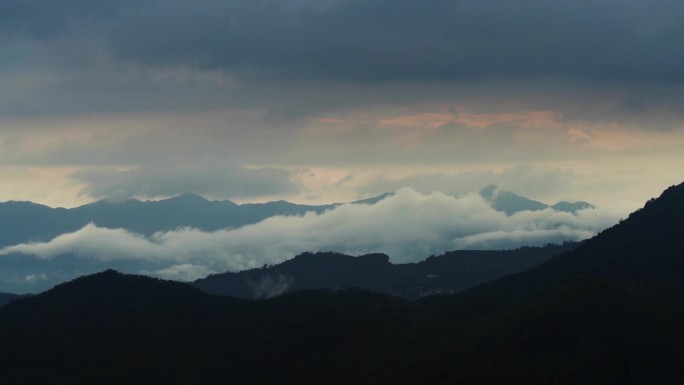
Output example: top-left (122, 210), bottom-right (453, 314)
top-left (193, 243), bottom-right (577, 299)
top-left (0, 188), bottom-right (588, 249)
top-left (0, 193), bottom-right (397, 249)
top-left (480, 185), bottom-right (594, 215)
top-left (470, 182), bottom-right (684, 308)
top-left (0, 182), bottom-right (682, 383)
top-left (0, 194), bottom-right (335, 248)
top-left (0, 188), bottom-right (594, 293)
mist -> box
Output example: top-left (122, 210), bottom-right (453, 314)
top-left (0, 189), bottom-right (627, 292)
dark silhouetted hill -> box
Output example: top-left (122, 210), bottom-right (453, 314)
top-left (464, 182), bottom-right (684, 310)
top-left (0, 270), bottom-right (417, 385)
top-left (193, 243), bottom-right (577, 299)
top-left (0, 292), bottom-right (23, 308)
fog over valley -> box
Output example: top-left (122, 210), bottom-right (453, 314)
top-left (0, 188), bottom-right (623, 292)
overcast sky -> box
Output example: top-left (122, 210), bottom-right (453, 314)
top-left (2, 0), bottom-right (684, 208)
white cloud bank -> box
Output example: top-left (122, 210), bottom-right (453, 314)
top-left (0, 189), bottom-right (627, 282)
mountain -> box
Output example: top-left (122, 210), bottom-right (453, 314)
top-left (551, 200), bottom-right (595, 212)
top-left (0, 188), bottom-right (593, 294)
top-left (0, 183), bottom-right (683, 383)
top-left (193, 243), bottom-right (577, 299)
top-left (0, 201), bottom-right (76, 251)
top-left (0, 271), bottom-right (416, 385)
top-left (480, 185), bottom-right (594, 215)
top-left (0, 292), bottom-right (23, 308)
top-left (0, 192), bottom-right (392, 248)
top-left (350, 192), bottom-right (394, 204)
top-left (480, 185), bottom-right (549, 214)
top-left (469, 182), bottom-right (684, 308)
top-left (0, 188), bottom-right (591, 250)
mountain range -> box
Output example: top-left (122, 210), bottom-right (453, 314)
top-left (0, 192), bottom-right (390, 249)
top-left (0, 186), bottom-right (596, 293)
top-left (480, 185), bottom-right (594, 215)
top-left (0, 187), bottom-right (590, 249)
top-left (0, 182), bottom-right (682, 383)
top-left (193, 243), bottom-right (577, 299)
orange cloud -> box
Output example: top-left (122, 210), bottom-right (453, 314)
top-left (378, 113), bottom-right (456, 128)
top-left (316, 117), bottom-right (345, 124)
top-left (455, 111), bottom-right (561, 129)
top-left (377, 110), bottom-right (562, 129)
top-left (567, 127), bottom-right (592, 143)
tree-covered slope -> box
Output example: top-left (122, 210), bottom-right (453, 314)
top-left (194, 243), bottom-right (577, 299)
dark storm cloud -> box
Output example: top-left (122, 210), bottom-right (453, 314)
top-left (0, 0), bottom-right (130, 38)
top-left (3, 0), bottom-right (684, 84)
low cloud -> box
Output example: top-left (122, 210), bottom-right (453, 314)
top-left (247, 273), bottom-right (294, 299)
top-left (355, 166), bottom-right (577, 202)
top-left (24, 272), bottom-right (48, 284)
top-left (144, 264), bottom-right (217, 282)
top-left (72, 162), bottom-right (301, 201)
top-left (0, 189), bottom-right (627, 291)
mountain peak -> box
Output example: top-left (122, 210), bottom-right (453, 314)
top-left (479, 186), bottom-right (596, 215)
top-left (167, 192), bottom-right (209, 203)
top-left (479, 185), bottom-right (500, 199)
top-left (40, 269), bottom-right (213, 309)
top-left (350, 192), bottom-right (395, 205)
top-left (479, 186), bottom-right (549, 215)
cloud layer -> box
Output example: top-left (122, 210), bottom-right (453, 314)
top-left (0, 189), bottom-right (627, 292)
top-left (4, 0), bottom-right (684, 84)
top-left (3, 0), bottom-right (684, 121)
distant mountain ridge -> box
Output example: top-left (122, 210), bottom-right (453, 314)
top-left (193, 243), bottom-right (578, 299)
top-left (0, 193), bottom-right (391, 249)
top-left (479, 185), bottom-right (594, 215)
top-left (0, 188), bottom-right (592, 250)
top-left (0, 188), bottom-right (596, 293)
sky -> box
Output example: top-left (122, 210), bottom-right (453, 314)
top-left (2, 0), bottom-right (684, 209)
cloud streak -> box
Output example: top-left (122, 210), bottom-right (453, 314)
top-left (0, 189), bottom-right (627, 290)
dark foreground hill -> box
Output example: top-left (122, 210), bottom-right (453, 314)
top-left (463, 182), bottom-right (684, 310)
top-left (193, 243), bottom-right (577, 299)
top-left (2, 271), bottom-right (683, 385)
top-left (1, 183), bottom-right (684, 384)
top-left (0, 292), bottom-right (22, 307)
